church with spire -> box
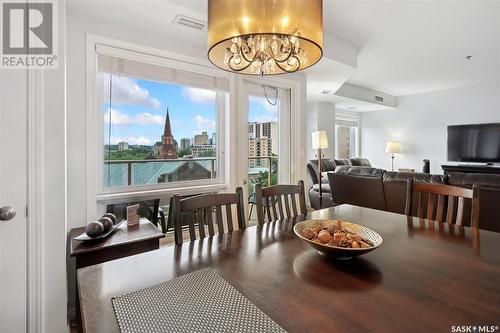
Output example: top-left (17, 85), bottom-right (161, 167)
top-left (160, 108), bottom-right (177, 159)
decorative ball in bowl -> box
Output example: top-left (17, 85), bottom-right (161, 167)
top-left (294, 219), bottom-right (383, 259)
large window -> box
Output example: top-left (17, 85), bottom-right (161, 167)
top-left (96, 49), bottom-right (228, 194)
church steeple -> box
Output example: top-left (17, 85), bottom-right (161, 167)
top-left (160, 107), bottom-right (177, 159)
top-left (163, 108), bottom-right (173, 138)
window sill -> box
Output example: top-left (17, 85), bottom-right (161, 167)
top-left (96, 183), bottom-right (228, 203)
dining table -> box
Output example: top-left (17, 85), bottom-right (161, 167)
top-left (77, 204), bottom-right (500, 333)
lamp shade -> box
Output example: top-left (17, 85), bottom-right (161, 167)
top-left (312, 131), bottom-right (329, 149)
top-left (385, 141), bottom-right (401, 154)
top-left (207, 0), bottom-right (323, 75)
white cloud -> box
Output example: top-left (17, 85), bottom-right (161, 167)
top-left (249, 95), bottom-right (278, 113)
top-left (193, 115), bottom-right (216, 130)
top-left (108, 136), bottom-right (123, 145)
top-left (135, 112), bottom-right (164, 125)
top-left (104, 75), bottom-right (161, 109)
top-left (104, 109), bottom-right (164, 126)
top-left (127, 137), bottom-right (154, 145)
top-left (250, 115), bottom-right (279, 123)
top-left (181, 87), bottom-right (216, 104)
top-left (108, 136), bottom-right (154, 145)
top-left (104, 108), bottom-right (133, 125)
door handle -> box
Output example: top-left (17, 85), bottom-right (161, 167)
top-left (0, 206), bottom-right (16, 221)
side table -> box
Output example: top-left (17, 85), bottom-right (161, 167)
top-left (69, 218), bottom-right (164, 330)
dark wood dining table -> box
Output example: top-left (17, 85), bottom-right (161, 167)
top-left (77, 204), bottom-right (500, 333)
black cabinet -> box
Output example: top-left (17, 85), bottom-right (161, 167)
top-left (442, 163), bottom-right (500, 176)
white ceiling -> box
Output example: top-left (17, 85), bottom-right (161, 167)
top-left (68, 0), bottom-right (208, 52)
top-left (68, 0), bottom-right (500, 98)
top-left (324, 0), bottom-right (500, 96)
top-left (304, 56), bottom-right (355, 103)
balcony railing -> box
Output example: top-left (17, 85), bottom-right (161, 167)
top-left (248, 156), bottom-right (277, 187)
top-left (104, 157), bottom-right (216, 187)
top-left (103, 156), bottom-right (278, 188)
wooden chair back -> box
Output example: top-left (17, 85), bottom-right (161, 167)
top-left (255, 180), bottom-right (307, 224)
top-left (405, 179), bottom-right (478, 227)
top-left (471, 185), bottom-right (500, 232)
top-left (169, 187), bottom-right (246, 245)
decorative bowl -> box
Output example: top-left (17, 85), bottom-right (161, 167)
top-left (293, 219), bottom-right (383, 259)
top-left (73, 219), bottom-right (125, 242)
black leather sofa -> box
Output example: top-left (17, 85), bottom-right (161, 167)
top-left (326, 166), bottom-right (445, 215)
top-left (326, 166), bottom-right (500, 233)
top-left (306, 158), bottom-right (372, 209)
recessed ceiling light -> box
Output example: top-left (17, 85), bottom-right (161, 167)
top-left (348, 106), bottom-right (356, 110)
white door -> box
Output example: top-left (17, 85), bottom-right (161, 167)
top-left (0, 69), bottom-right (28, 331)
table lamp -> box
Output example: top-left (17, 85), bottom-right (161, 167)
top-left (312, 131), bottom-right (329, 207)
top-left (385, 141), bottom-right (401, 171)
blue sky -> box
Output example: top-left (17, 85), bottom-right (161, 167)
top-left (103, 74), bottom-right (278, 146)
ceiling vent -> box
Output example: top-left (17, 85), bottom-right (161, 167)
top-left (172, 14), bottom-right (207, 31)
top-left (375, 96), bottom-right (384, 102)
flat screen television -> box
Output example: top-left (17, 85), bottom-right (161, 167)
top-left (447, 123), bottom-right (500, 163)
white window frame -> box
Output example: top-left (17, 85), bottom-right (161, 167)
top-left (86, 34), bottom-right (229, 207)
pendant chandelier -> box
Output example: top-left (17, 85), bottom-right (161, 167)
top-left (207, 0), bottom-right (323, 76)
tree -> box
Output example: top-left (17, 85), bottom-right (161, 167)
top-left (255, 158), bottom-right (278, 186)
top-left (177, 149), bottom-right (191, 158)
top-left (104, 149), bottom-right (150, 160)
top-left (198, 150), bottom-right (216, 157)
top-left (247, 157), bottom-right (278, 194)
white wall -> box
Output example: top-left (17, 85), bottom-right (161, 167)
top-left (360, 81), bottom-right (500, 174)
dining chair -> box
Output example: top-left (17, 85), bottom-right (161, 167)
top-left (471, 185), bottom-right (500, 232)
top-left (255, 180), bottom-right (307, 224)
top-left (247, 191), bottom-right (274, 221)
top-left (405, 179), bottom-right (478, 227)
top-left (169, 187), bottom-right (246, 245)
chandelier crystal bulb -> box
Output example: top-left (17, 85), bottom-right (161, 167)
top-left (271, 40), bottom-right (278, 54)
top-left (208, 0), bottom-right (323, 76)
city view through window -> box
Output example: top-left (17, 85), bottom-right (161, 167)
top-left (102, 74), bottom-right (279, 190)
top-left (247, 95), bottom-right (279, 194)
